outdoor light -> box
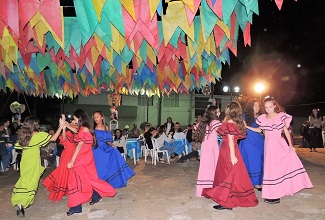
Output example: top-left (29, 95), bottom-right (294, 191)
top-left (223, 85), bottom-right (230, 93)
top-left (254, 83), bottom-right (265, 103)
top-left (233, 86), bottom-right (240, 93)
top-left (222, 84), bottom-right (240, 101)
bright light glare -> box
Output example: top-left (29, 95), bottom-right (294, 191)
top-left (254, 83), bottom-right (265, 93)
top-left (233, 86), bottom-right (240, 93)
top-left (223, 86), bottom-right (230, 93)
top-left (297, 64), bottom-right (301, 68)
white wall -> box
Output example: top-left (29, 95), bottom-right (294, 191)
top-left (77, 93), bottom-right (196, 130)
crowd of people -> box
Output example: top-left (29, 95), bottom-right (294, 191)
top-left (1, 96), bottom-right (316, 217)
top-left (195, 97), bottom-right (313, 210)
top-left (6, 109), bottom-right (135, 218)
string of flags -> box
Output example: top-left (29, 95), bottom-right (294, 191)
top-left (0, 0), bottom-right (286, 97)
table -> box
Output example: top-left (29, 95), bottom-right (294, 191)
top-left (164, 139), bottom-right (189, 156)
top-left (126, 138), bottom-right (141, 161)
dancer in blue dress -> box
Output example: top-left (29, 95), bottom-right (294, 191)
top-left (93, 111), bottom-right (135, 188)
top-left (239, 98), bottom-right (264, 191)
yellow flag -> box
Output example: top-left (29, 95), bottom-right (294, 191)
top-left (92, 0), bottom-right (107, 21)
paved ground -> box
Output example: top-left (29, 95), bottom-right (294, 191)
top-left (0, 147), bottom-right (324, 220)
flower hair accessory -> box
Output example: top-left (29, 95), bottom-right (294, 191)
top-left (264, 95), bottom-right (273, 100)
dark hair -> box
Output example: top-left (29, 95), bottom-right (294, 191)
top-left (263, 97), bottom-right (284, 113)
top-left (310, 108), bottom-right (321, 119)
top-left (114, 129), bottom-right (123, 140)
top-left (196, 105), bottom-right (219, 143)
top-left (93, 111), bottom-right (108, 130)
top-left (166, 117), bottom-right (173, 122)
top-left (17, 116), bottom-right (41, 146)
top-left (73, 109), bottom-right (92, 129)
top-left (243, 98), bottom-right (260, 126)
top-left (157, 125), bottom-right (166, 135)
top-left (224, 102), bottom-right (247, 136)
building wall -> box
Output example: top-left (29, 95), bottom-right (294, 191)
top-left (74, 93), bottom-right (196, 130)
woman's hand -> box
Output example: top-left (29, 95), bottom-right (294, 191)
top-left (67, 161), bottom-right (74, 169)
top-left (231, 155), bottom-right (238, 166)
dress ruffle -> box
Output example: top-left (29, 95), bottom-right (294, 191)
top-left (256, 112), bottom-right (292, 131)
top-left (217, 123), bottom-right (245, 139)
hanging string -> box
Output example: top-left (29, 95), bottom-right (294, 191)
top-left (0, 93), bottom-right (12, 117)
top-left (23, 93), bottom-right (32, 115)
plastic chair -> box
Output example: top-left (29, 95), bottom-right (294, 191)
top-left (56, 156), bottom-right (60, 167)
top-left (152, 138), bottom-right (170, 165)
top-left (143, 142), bottom-right (154, 163)
top-left (124, 139), bottom-right (137, 165)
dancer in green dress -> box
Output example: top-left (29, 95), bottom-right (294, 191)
top-left (11, 116), bottom-right (64, 218)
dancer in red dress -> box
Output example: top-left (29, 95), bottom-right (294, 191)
top-left (42, 115), bottom-right (76, 202)
top-left (202, 102), bottom-right (259, 210)
top-left (66, 109), bottom-right (116, 216)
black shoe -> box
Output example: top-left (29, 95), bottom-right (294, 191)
top-left (254, 186), bottom-right (262, 191)
top-left (176, 159), bottom-right (184, 163)
top-left (264, 199), bottom-right (280, 204)
top-left (66, 209), bottom-right (82, 216)
top-left (14, 205), bottom-right (25, 217)
top-left (89, 197), bottom-right (102, 205)
top-left (213, 205), bottom-right (232, 210)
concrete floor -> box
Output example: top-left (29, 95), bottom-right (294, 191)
top-left (0, 147), bottom-right (324, 220)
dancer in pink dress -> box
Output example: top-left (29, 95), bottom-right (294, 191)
top-left (195, 106), bottom-right (222, 197)
top-left (256, 97), bottom-right (313, 204)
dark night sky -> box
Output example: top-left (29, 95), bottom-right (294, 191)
top-left (217, 0), bottom-right (325, 116)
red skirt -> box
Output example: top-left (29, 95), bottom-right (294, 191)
top-left (202, 143), bottom-right (258, 208)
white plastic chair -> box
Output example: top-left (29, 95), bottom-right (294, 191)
top-left (44, 159), bottom-right (48, 168)
top-left (121, 153), bottom-right (126, 160)
top-left (124, 139), bottom-right (137, 165)
top-left (143, 142), bottom-right (154, 163)
top-left (152, 138), bottom-right (170, 165)
top-left (56, 156), bottom-right (60, 167)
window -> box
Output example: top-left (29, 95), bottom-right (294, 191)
top-left (195, 95), bottom-right (221, 116)
top-left (138, 96), bottom-right (153, 106)
top-left (163, 93), bottom-right (179, 107)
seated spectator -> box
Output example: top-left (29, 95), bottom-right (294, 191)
top-left (172, 122), bottom-right (186, 139)
top-left (40, 128), bottom-right (57, 167)
top-left (155, 125), bottom-right (175, 161)
top-left (130, 123), bottom-right (141, 138)
top-left (113, 129), bottom-right (127, 153)
top-left (123, 125), bottom-right (131, 138)
top-left (177, 122), bottom-right (201, 163)
top-left (144, 127), bottom-right (157, 150)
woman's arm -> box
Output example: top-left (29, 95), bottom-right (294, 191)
top-left (283, 126), bottom-right (294, 149)
top-left (67, 141), bottom-right (83, 168)
top-left (65, 123), bottom-right (79, 133)
top-left (228, 134), bottom-right (238, 166)
top-left (62, 126), bottom-right (67, 140)
top-left (50, 118), bottom-right (65, 141)
top-left (246, 125), bottom-right (262, 133)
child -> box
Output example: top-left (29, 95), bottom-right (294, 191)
top-left (256, 97), bottom-right (313, 204)
top-left (11, 116), bottom-right (64, 217)
top-left (202, 102), bottom-right (258, 210)
top-left (239, 98), bottom-right (264, 191)
top-left (93, 111), bottom-right (135, 188)
top-left (65, 109), bottom-right (116, 216)
top-left (195, 106), bottom-right (222, 197)
top-left (42, 115), bottom-right (76, 202)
